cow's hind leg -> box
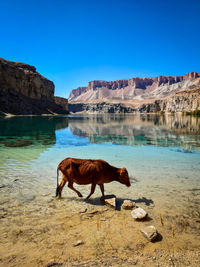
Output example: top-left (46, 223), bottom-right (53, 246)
top-left (58, 179), bottom-right (67, 198)
top-left (68, 181), bottom-right (83, 197)
top-left (86, 183), bottom-right (96, 200)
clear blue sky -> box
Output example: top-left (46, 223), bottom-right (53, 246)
top-left (1, 0), bottom-right (200, 98)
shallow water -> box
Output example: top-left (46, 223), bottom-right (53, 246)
top-left (0, 114), bottom-right (200, 266)
top-left (0, 114), bottom-right (200, 217)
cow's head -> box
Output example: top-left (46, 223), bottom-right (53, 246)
top-left (118, 167), bottom-right (131, 187)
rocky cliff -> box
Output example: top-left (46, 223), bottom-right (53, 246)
top-left (54, 96), bottom-right (68, 112)
top-left (68, 71), bottom-right (200, 114)
top-left (138, 88), bottom-right (200, 113)
top-left (0, 58), bottom-right (68, 115)
top-left (68, 102), bottom-right (136, 114)
top-left (69, 72), bottom-right (200, 102)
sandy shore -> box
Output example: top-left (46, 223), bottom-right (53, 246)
top-left (0, 195), bottom-right (200, 267)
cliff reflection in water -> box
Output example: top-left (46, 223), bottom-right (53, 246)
top-left (69, 114), bottom-right (200, 149)
top-left (0, 116), bottom-right (69, 164)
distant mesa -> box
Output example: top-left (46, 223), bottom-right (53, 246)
top-left (69, 72), bottom-right (200, 102)
top-left (68, 72), bottom-right (200, 113)
top-left (0, 57), bottom-right (68, 115)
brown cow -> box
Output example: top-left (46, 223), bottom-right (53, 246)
top-left (56, 157), bottom-right (131, 199)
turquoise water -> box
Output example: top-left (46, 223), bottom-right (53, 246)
top-left (0, 114), bottom-right (200, 216)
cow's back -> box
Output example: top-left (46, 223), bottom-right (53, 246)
top-left (58, 158), bottom-right (118, 185)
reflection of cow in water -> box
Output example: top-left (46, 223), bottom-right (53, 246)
top-left (56, 158), bottom-right (131, 199)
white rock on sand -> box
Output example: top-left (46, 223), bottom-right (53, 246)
top-left (131, 207), bottom-right (147, 220)
top-left (105, 197), bottom-right (116, 209)
top-left (121, 200), bottom-right (136, 210)
top-left (140, 225), bottom-right (158, 242)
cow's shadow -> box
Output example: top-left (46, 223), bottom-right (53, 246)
top-left (85, 195), bottom-right (154, 211)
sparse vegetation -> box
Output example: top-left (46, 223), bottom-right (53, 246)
top-left (184, 109), bottom-right (200, 116)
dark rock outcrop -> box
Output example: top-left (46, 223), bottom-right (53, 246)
top-left (0, 58), bottom-right (68, 115)
top-left (69, 102), bottom-right (136, 114)
top-left (54, 96), bottom-right (68, 112)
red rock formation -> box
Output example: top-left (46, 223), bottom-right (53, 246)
top-left (69, 72), bottom-right (200, 102)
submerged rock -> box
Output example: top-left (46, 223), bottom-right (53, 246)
top-left (131, 207), bottom-right (147, 220)
top-left (140, 225), bottom-right (158, 242)
top-left (4, 140), bottom-right (33, 147)
top-left (121, 200), bottom-right (136, 210)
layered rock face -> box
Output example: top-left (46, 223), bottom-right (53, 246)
top-left (0, 58), bottom-right (68, 115)
top-left (139, 88), bottom-right (200, 113)
top-left (0, 57), bottom-right (54, 100)
top-left (69, 102), bottom-right (135, 114)
top-left (69, 72), bottom-right (200, 102)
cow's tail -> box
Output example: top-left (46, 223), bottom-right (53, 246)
top-left (56, 167), bottom-right (60, 197)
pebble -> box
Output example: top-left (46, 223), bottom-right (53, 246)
top-left (140, 225), bottom-right (158, 242)
top-left (131, 207), bottom-right (147, 220)
top-left (105, 197), bottom-right (116, 209)
top-left (121, 200), bottom-right (136, 210)
top-left (45, 260), bottom-right (61, 267)
top-left (86, 209), bottom-right (99, 215)
top-left (79, 208), bottom-right (87, 213)
top-left (73, 240), bottom-right (84, 247)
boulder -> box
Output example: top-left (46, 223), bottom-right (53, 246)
top-left (131, 207), bottom-right (147, 220)
top-left (140, 225), bottom-right (158, 242)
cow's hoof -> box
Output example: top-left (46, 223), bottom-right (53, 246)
top-left (100, 196), bottom-right (105, 202)
top-left (78, 194), bottom-right (83, 198)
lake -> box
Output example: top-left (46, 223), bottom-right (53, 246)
top-left (0, 114), bottom-right (200, 266)
top-left (0, 114), bottom-right (200, 207)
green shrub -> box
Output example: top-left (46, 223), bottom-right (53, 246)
top-left (184, 109), bottom-right (200, 116)
top-left (192, 109), bottom-right (200, 116)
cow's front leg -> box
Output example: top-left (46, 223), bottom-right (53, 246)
top-left (68, 181), bottom-right (83, 197)
top-left (86, 183), bottom-right (96, 200)
top-left (99, 184), bottom-right (105, 200)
